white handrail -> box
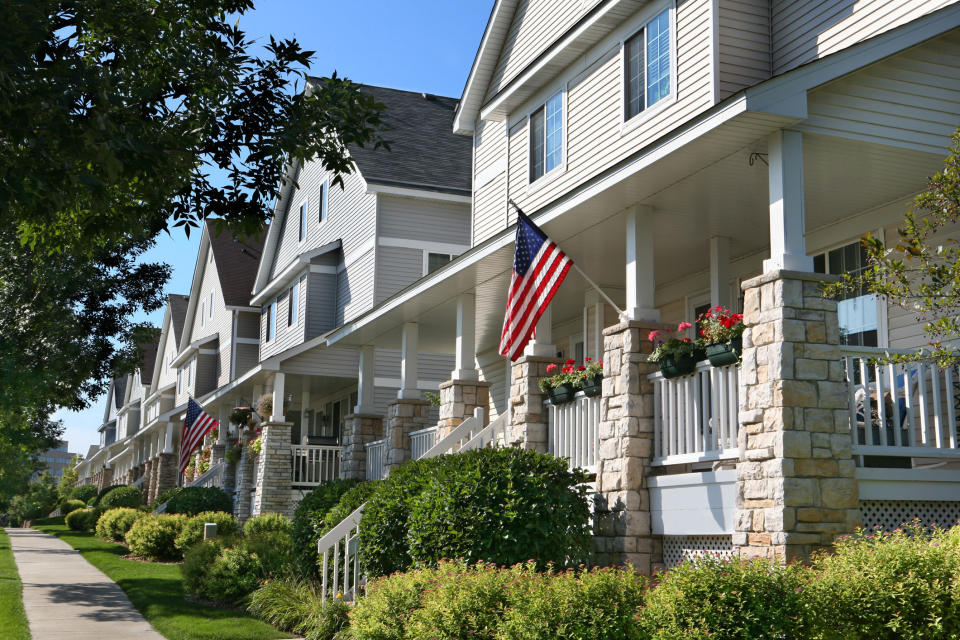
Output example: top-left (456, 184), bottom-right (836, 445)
top-left (291, 444), bottom-right (342, 486)
top-left (365, 439), bottom-right (386, 481)
top-left (187, 461), bottom-right (227, 488)
top-left (420, 407), bottom-right (486, 458)
top-left (317, 504), bottom-right (365, 605)
top-left (410, 426), bottom-right (438, 460)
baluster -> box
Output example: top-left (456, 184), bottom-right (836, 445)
top-left (846, 357), bottom-right (857, 442)
top-left (875, 362), bottom-right (887, 446)
top-left (859, 358), bottom-right (873, 446)
top-left (653, 380), bottom-right (662, 459)
top-left (948, 367), bottom-right (958, 449)
top-left (332, 540), bottom-right (340, 597)
top-left (728, 366), bottom-right (738, 451)
top-left (903, 364), bottom-right (916, 446)
top-left (931, 365), bottom-right (944, 448)
top-left (321, 547), bottom-right (329, 605)
top-left (918, 363), bottom-right (930, 446)
top-left (342, 531), bottom-right (350, 598)
top-left (686, 376), bottom-right (695, 455)
top-left (668, 379), bottom-right (677, 457)
top-left (888, 363), bottom-right (902, 446)
top-left (718, 367), bottom-right (728, 453)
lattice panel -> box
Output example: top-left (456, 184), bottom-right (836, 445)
top-left (860, 500), bottom-right (960, 532)
top-left (663, 535), bottom-right (734, 568)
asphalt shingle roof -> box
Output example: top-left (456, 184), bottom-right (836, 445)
top-left (168, 294), bottom-right (190, 344)
top-left (112, 377), bottom-right (127, 410)
top-left (207, 221), bottom-right (268, 307)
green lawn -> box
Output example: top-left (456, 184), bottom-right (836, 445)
top-left (33, 523), bottom-right (290, 640)
top-left (0, 529), bottom-right (30, 640)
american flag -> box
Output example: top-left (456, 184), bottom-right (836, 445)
top-left (180, 398), bottom-right (218, 475)
top-left (499, 209), bottom-right (572, 361)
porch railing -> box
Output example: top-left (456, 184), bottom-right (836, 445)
top-left (410, 426), bottom-right (438, 460)
top-left (547, 392), bottom-right (600, 473)
top-left (291, 445), bottom-right (342, 486)
top-left (649, 361), bottom-right (740, 466)
top-left (187, 461), bottom-right (227, 488)
top-left (365, 439), bottom-right (387, 481)
top-left (842, 346), bottom-right (960, 458)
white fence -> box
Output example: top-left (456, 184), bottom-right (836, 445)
top-left (843, 346), bottom-right (960, 458)
top-left (547, 393), bottom-right (600, 473)
top-left (649, 361), bottom-right (740, 466)
top-left (410, 426), bottom-right (437, 460)
top-left (291, 445), bottom-right (342, 486)
top-left (365, 439), bottom-right (386, 481)
top-left (187, 461), bottom-right (227, 488)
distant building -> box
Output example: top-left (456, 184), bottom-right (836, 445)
top-left (33, 441), bottom-right (79, 482)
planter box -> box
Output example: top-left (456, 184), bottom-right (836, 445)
top-left (580, 374), bottom-right (602, 397)
top-left (658, 354), bottom-right (697, 379)
top-left (547, 383), bottom-right (577, 404)
top-left (705, 337), bottom-right (742, 367)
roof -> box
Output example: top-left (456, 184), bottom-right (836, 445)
top-left (113, 377), bottom-right (127, 410)
top-left (168, 294), bottom-right (190, 344)
top-left (136, 331), bottom-right (161, 382)
top-left (207, 221), bottom-right (268, 307)
top-left (318, 83), bottom-right (474, 195)
top-left (85, 445), bottom-right (100, 458)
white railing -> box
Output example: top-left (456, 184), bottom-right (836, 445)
top-left (410, 426), bottom-right (438, 460)
top-left (365, 439), bottom-right (386, 481)
top-left (649, 361), bottom-right (740, 465)
top-left (187, 461), bottom-right (227, 488)
top-left (547, 392), bottom-right (600, 473)
top-left (291, 445), bottom-right (342, 486)
top-left (420, 407), bottom-right (491, 458)
top-left (843, 346), bottom-right (960, 458)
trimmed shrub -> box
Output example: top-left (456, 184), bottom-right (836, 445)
top-left (164, 486), bottom-right (232, 515)
top-left (247, 578), bottom-right (350, 640)
top-left (99, 486), bottom-right (143, 510)
top-left (348, 564), bottom-right (445, 640)
top-left (291, 478), bottom-right (363, 577)
top-left (182, 539), bottom-right (228, 597)
top-left (60, 499), bottom-right (86, 514)
top-left (69, 484), bottom-right (98, 504)
top-left (197, 545), bottom-right (262, 604)
top-left (151, 486), bottom-right (183, 511)
top-left (243, 529), bottom-right (294, 578)
top-left (243, 512), bottom-right (291, 538)
top-left (319, 480), bottom-right (381, 537)
top-left (174, 511), bottom-right (239, 552)
top-left (91, 484), bottom-right (125, 506)
top-left (95, 507), bottom-right (143, 542)
top-left (639, 556), bottom-right (811, 640)
top-left (125, 514), bottom-right (188, 560)
top-left (65, 507), bottom-right (99, 531)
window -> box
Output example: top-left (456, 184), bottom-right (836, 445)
top-left (186, 358), bottom-right (193, 387)
top-left (208, 248), bottom-right (213, 264)
top-left (287, 280), bottom-right (300, 327)
top-left (625, 7), bottom-right (672, 120)
top-left (200, 301), bottom-right (205, 328)
top-left (814, 241), bottom-right (878, 346)
top-left (208, 291), bottom-right (214, 318)
top-left (266, 300), bottom-right (277, 342)
top-left (427, 252), bottom-right (454, 274)
top-left (318, 181), bottom-right (328, 223)
top-left (529, 92), bottom-right (563, 182)
top-left (298, 202), bottom-right (307, 242)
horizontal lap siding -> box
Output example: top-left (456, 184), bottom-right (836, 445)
top-left (260, 275), bottom-right (307, 360)
top-left (306, 271), bottom-right (337, 339)
top-left (188, 256), bottom-right (234, 389)
top-left (797, 31), bottom-right (960, 153)
top-left (195, 350), bottom-right (219, 397)
top-left (157, 328), bottom-right (178, 389)
top-left (503, 0), bottom-right (714, 222)
top-left (375, 350), bottom-right (453, 384)
top-left (375, 246), bottom-right (423, 304)
top-left (477, 350), bottom-right (509, 423)
top-left (337, 249), bottom-right (375, 326)
top-left (717, 0), bottom-right (771, 100)
top-left (235, 343), bottom-right (259, 378)
top-left (772, 0), bottom-right (956, 75)
top-left (236, 312), bottom-right (260, 340)
top-left (280, 346), bottom-right (358, 377)
top-left (473, 119), bottom-right (508, 246)
top-left (378, 195), bottom-right (471, 245)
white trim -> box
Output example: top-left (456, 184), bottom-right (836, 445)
top-left (235, 337), bottom-right (260, 345)
top-left (365, 182), bottom-right (472, 203)
top-left (378, 236), bottom-right (470, 255)
top-left (525, 87), bottom-right (567, 189)
top-left (309, 264), bottom-right (337, 275)
top-left (857, 468), bottom-right (960, 501)
top-left (171, 333), bottom-right (219, 367)
top-left (373, 377), bottom-right (445, 390)
top-left (338, 237), bottom-right (377, 273)
top-left (619, 1), bottom-right (679, 135)
top-left (224, 305), bottom-right (260, 312)
top-left (198, 348), bottom-right (217, 355)
top-left (251, 240), bottom-right (340, 305)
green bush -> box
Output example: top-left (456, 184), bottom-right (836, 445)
top-left (69, 484), bottom-right (98, 504)
top-left (164, 486), bottom-right (232, 515)
top-left (319, 481), bottom-right (381, 538)
top-left (243, 512), bottom-right (291, 537)
top-left (60, 499), bottom-right (86, 514)
top-left (99, 486), bottom-right (143, 510)
top-left (174, 511), bottom-right (239, 552)
top-left (65, 507), bottom-right (99, 531)
top-left (182, 539), bottom-right (228, 597)
top-left (125, 514), bottom-right (188, 560)
top-left (291, 478), bottom-right (363, 578)
top-left (243, 529), bottom-right (294, 578)
top-left (247, 578), bottom-right (350, 640)
top-left (151, 486), bottom-right (183, 511)
top-left (95, 507), bottom-right (143, 541)
top-left (348, 564), bottom-right (445, 640)
top-left (305, 600), bottom-right (350, 640)
top-left (91, 484), bottom-right (125, 506)
top-left (197, 545), bottom-right (263, 604)
top-left (808, 523), bottom-right (960, 640)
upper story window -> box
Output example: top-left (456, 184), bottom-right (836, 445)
top-left (287, 280), bottom-right (300, 327)
top-left (318, 181), bottom-right (328, 223)
top-left (266, 300), bottom-right (277, 342)
top-left (625, 7), bottom-right (672, 120)
top-left (427, 252), bottom-right (454, 274)
top-left (814, 240), bottom-right (878, 346)
top-left (298, 201), bottom-right (307, 242)
top-left (208, 291), bottom-right (214, 319)
top-left (529, 92), bottom-right (563, 182)
top-left (200, 301), bottom-right (205, 328)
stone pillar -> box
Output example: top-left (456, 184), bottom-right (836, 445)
top-left (507, 355), bottom-right (562, 452)
top-left (234, 431), bottom-right (255, 522)
top-left (211, 409), bottom-right (228, 466)
top-left (592, 321), bottom-right (664, 573)
top-left (142, 460), bottom-right (154, 503)
top-left (149, 456), bottom-right (162, 505)
top-left (99, 466), bottom-right (114, 492)
top-left (252, 421), bottom-right (294, 518)
top-left (734, 270), bottom-right (859, 563)
top-left (154, 453), bottom-right (179, 499)
top-left (438, 379), bottom-right (491, 439)
top-left (384, 399), bottom-right (432, 474)
top-left (342, 413), bottom-right (384, 480)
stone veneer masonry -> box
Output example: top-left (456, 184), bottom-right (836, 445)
top-left (438, 379), bottom-right (491, 439)
top-left (384, 399), bottom-right (433, 474)
top-left (508, 355), bottom-right (563, 451)
top-left (154, 453), bottom-right (178, 501)
top-left (252, 422), bottom-right (295, 518)
top-left (341, 413), bottom-right (384, 480)
top-left (735, 270), bottom-right (861, 562)
top-left (234, 431), bottom-right (256, 523)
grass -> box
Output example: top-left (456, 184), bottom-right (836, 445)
top-left (33, 522), bottom-right (291, 640)
top-left (0, 529), bottom-right (31, 640)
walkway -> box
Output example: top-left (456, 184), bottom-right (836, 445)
top-left (6, 528), bottom-right (164, 640)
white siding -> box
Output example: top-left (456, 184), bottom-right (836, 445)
top-left (771, 0), bottom-right (957, 75)
top-left (477, 349), bottom-right (510, 423)
top-left (375, 246), bottom-right (423, 304)
top-left (378, 195), bottom-right (471, 245)
top-left (716, 0), bottom-right (771, 100)
top-left (472, 118), bottom-right (509, 246)
top-left (796, 30), bottom-right (960, 154)
top-left (280, 347), bottom-right (359, 377)
top-left (187, 254), bottom-right (234, 388)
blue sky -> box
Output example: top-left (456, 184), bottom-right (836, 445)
top-left (56, 0), bottom-right (493, 455)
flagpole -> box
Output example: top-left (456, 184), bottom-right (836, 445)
top-left (508, 199), bottom-right (628, 321)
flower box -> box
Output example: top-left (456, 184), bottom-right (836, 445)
top-left (581, 374), bottom-right (603, 397)
top-left (547, 383), bottom-right (577, 404)
top-left (705, 337), bottom-right (742, 367)
top-left (658, 354), bottom-right (697, 379)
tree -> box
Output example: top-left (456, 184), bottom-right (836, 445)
top-left (58, 454), bottom-right (83, 500)
top-left (0, 1), bottom-right (388, 455)
top-left (824, 131), bottom-right (960, 364)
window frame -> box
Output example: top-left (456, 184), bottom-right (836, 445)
top-left (620, 1), bottom-right (677, 130)
top-left (208, 291), bottom-right (214, 319)
top-left (298, 200), bottom-right (307, 243)
top-left (812, 236), bottom-right (887, 348)
top-left (200, 301), bottom-right (205, 328)
top-left (527, 89), bottom-right (566, 184)
top-left (424, 252), bottom-right (455, 276)
top-left (318, 180), bottom-right (328, 224)
top-left (266, 300), bottom-right (277, 342)
top-left (287, 279), bottom-right (300, 327)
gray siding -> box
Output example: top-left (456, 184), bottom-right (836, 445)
top-left (472, 118), bottom-right (508, 247)
top-left (195, 350), bottom-right (219, 397)
top-left (280, 346), bottom-right (359, 378)
top-left (374, 350), bottom-right (454, 384)
top-left (771, 0), bottom-right (956, 75)
top-left (260, 274), bottom-right (307, 360)
top-left (235, 343), bottom-right (259, 378)
top-left (236, 312), bottom-right (260, 340)
top-left (306, 270), bottom-right (337, 339)
top-left (378, 195), bottom-right (471, 245)
top-left (336, 249), bottom-right (376, 326)
top-left (187, 251), bottom-right (234, 388)
top-left (716, 0), bottom-right (771, 101)
top-left (375, 246), bottom-right (423, 304)
top-left (477, 349), bottom-right (510, 423)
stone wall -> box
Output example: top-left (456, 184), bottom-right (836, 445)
top-left (154, 453), bottom-right (178, 500)
top-left (384, 399), bottom-right (433, 474)
top-left (342, 413), bottom-right (384, 480)
top-left (735, 270), bottom-right (860, 562)
top-left (252, 422), bottom-right (294, 518)
top-left (508, 355), bottom-right (563, 452)
top-left (438, 379), bottom-right (490, 439)
top-left (234, 432), bottom-right (255, 522)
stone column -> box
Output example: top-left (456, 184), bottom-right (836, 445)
top-left (149, 456), bottom-right (162, 505)
top-left (252, 421), bottom-right (294, 518)
top-left (384, 399), bottom-right (432, 474)
top-left (211, 409), bottom-right (229, 466)
top-left (438, 379), bottom-right (491, 439)
top-left (342, 413), bottom-right (384, 480)
top-left (734, 270), bottom-right (859, 563)
top-left (592, 321), bottom-right (664, 573)
top-left (142, 460), bottom-right (154, 503)
top-left (99, 466), bottom-right (113, 492)
top-left (234, 431), bottom-right (255, 522)
top-left (507, 355), bottom-right (563, 452)
top-left (154, 453), bottom-right (179, 499)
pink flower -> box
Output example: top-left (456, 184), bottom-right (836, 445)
top-left (546, 363), bottom-right (557, 373)
top-left (677, 322), bottom-right (692, 331)
top-left (647, 330), bottom-right (660, 342)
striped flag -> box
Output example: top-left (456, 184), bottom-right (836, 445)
top-left (180, 398), bottom-right (218, 475)
top-left (499, 209), bottom-right (573, 361)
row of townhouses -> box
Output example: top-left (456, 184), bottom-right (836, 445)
top-left (77, 0), bottom-right (960, 570)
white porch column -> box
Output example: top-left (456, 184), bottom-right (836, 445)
top-left (355, 345), bottom-right (377, 413)
top-left (584, 291), bottom-right (604, 361)
top-left (710, 236), bottom-right (732, 309)
top-left (453, 293), bottom-right (478, 381)
top-left (524, 304), bottom-right (556, 357)
top-left (398, 323), bottom-right (421, 400)
top-left (625, 204), bottom-right (660, 322)
top-left (217, 409), bottom-right (228, 444)
top-left (271, 372), bottom-right (286, 422)
top-left (163, 423), bottom-right (175, 453)
top-left (764, 130), bottom-right (813, 273)
top-left (301, 380), bottom-right (311, 443)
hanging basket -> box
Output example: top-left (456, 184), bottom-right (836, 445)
top-left (547, 383), bottom-right (577, 405)
top-left (705, 337), bottom-right (743, 367)
top-left (658, 354), bottom-right (697, 379)
top-left (580, 374), bottom-right (603, 397)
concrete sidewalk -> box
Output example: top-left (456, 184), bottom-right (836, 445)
top-left (6, 528), bottom-right (164, 640)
